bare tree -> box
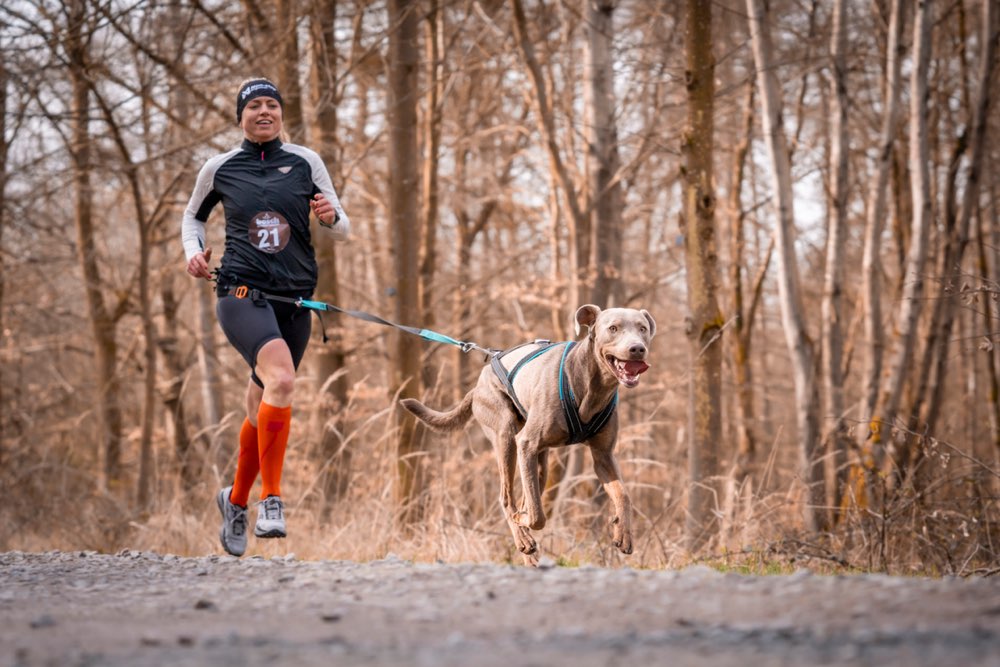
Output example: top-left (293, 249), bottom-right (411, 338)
top-left (876, 0), bottom-right (934, 476)
top-left (309, 0), bottom-right (354, 505)
top-left (585, 0), bottom-right (624, 308)
top-left (388, 0), bottom-right (425, 522)
top-left (821, 0), bottom-right (850, 512)
top-left (419, 0), bottom-right (444, 391)
top-left (746, 0), bottom-right (826, 532)
top-left (276, 0), bottom-right (306, 139)
top-left (0, 51), bottom-right (7, 467)
top-left (682, 0), bottom-right (722, 549)
top-left (855, 0), bottom-right (905, 503)
top-left (511, 0), bottom-right (589, 307)
top-left (918, 0), bottom-right (997, 442)
top-left (67, 0), bottom-right (127, 490)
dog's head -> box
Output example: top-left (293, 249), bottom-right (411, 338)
top-left (574, 304), bottom-right (656, 389)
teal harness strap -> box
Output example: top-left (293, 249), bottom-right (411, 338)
top-left (559, 342), bottom-right (618, 445)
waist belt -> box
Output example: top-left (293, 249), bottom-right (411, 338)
top-left (223, 284), bottom-right (328, 342)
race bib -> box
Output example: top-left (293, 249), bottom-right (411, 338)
top-left (249, 211), bottom-right (290, 254)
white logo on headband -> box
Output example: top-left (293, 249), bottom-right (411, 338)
top-left (241, 83), bottom-right (278, 100)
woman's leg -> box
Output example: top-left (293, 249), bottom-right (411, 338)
top-left (253, 339), bottom-right (295, 499)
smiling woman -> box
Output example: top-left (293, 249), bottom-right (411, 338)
top-left (180, 76), bottom-right (352, 558)
top-left (236, 78), bottom-right (284, 143)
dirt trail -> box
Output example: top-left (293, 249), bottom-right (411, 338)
top-left (2, 550), bottom-right (999, 667)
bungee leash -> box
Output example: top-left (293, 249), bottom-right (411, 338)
top-left (216, 273), bottom-right (495, 357)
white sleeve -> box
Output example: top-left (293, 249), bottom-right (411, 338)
top-left (284, 144), bottom-right (351, 241)
top-left (181, 151), bottom-right (233, 261)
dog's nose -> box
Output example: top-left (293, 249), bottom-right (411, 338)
top-left (629, 343), bottom-right (646, 358)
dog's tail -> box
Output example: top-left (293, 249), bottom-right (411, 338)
top-left (399, 391), bottom-right (474, 431)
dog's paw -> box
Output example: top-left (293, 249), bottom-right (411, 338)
top-left (516, 526), bottom-right (538, 555)
top-left (611, 517), bottom-right (633, 554)
top-left (614, 535), bottom-right (634, 555)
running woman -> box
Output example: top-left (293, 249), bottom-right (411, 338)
top-left (181, 77), bottom-right (350, 556)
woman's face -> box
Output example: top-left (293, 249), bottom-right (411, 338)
top-left (241, 96), bottom-right (283, 143)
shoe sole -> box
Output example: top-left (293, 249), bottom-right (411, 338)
top-left (254, 527), bottom-right (287, 539)
top-left (217, 489), bottom-right (247, 557)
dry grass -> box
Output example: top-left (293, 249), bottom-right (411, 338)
top-left (3, 366), bottom-right (999, 578)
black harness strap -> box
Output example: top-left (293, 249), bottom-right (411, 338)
top-left (490, 341), bottom-right (561, 419)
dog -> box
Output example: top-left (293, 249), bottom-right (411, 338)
top-left (400, 304), bottom-right (655, 562)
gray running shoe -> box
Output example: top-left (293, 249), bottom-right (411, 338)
top-left (255, 496), bottom-right (286, 538)
top-left (216, 486), bottom-right (248, 556)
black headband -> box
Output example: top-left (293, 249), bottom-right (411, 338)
top-left (236, 79), bottom-right (283, 124)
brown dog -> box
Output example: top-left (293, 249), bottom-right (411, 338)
top-left (400, 304), bottom-right (655, 562)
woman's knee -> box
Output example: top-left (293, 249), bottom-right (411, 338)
top-left (264, 368), bottom-right (296, 398)
top-left (255, 340), bottom-right (296, 395)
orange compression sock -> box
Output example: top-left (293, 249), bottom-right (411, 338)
top-left (257, 402), bottom-right (292, 499)
top-left (229, 418), bottom-right (260, 507)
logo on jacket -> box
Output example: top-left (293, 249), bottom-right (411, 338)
top-left (278, 166), bottom-right (292, 174)
top-left (249, 210), bottom-right (290, 254)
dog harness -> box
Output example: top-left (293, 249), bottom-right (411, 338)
top-left (491, 341), bottom-right (618, 445)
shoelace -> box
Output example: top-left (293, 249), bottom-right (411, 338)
top-left (261, 498), bottom-right (283, 520)
top-left (230, 506), bottom-right (247, 536)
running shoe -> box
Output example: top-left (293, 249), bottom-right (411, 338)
top-left (216, 486), bottom-right (248, 556)
top-left (255, 495), bottom-right (287, 538)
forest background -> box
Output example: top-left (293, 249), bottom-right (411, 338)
top-left (1, 0), bottom-right (998, 576)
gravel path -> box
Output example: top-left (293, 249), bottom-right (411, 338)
top-left (2, 550), bottom-right (1000, 667)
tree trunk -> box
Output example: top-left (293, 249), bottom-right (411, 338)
top-left (309, 0), bottom-right (352, 506)
top-left (90, 85), bottom-right (157, 510)
top-left (389, 0), bottom-right (426, 523)
top-left (821, 0), bottom-right (850, 513)
top-left (682, 0), bottom-right (722, 550)
top-left (585, 0), bottom-right (624, 308)
top-left (919, 0), bottom-right (997, 439)
top-left (511, 0), bottom-right (589, 307)
top-left (275, 0), bottom-right (305, 140)
top-left (419, 0), bottom-right (443, 391)
top-left (876, 0), bottom-right (934, 476)
top-left (729, 80), bottom-right (758, 480)
top-left (855, 0), bottom-right (905, 507)
top-left (0, 53), bottom-right (7, 469)
top-left (68, 0), bottom-right (125, 491)
top-left (977, 194), bottom-right (1000, 462)
top-left (746, 0), bottom-right (826, 532)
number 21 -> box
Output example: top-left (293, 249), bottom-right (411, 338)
top-left (257, 228), bottom-right (280, 249)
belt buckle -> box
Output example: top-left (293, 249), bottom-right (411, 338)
top-left (234, 285), bottom-right (249, 299)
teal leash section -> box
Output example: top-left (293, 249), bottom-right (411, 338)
top-left (295, 298), bottom-right (493, 356)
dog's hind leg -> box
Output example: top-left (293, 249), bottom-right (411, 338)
top-left (483, 421), bottom-right (538, 557)
top-left (591, 446), bottom-right (633, 555)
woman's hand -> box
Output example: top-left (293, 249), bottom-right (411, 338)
top-left (310, 193), bottom-right (338, 227)
top-left (186, 247), bottom-right (214, 280)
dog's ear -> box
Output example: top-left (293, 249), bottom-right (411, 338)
top-left (574, 304), bottom-right (601, 338)
top-left (641, 309), bottom-right (656, 338)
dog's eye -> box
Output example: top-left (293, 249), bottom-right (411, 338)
top-left (608, 325), bottom-right (617, 333)
top-left (639, 326), bottom-right (647, 333)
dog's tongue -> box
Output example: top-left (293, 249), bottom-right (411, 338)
top-left (624, 360), bottom-right (649, 376)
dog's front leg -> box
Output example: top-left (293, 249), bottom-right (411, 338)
top-left (516, 433), bottom-right (547, 531)
top-left (591, 446), bottom-right (633, 555)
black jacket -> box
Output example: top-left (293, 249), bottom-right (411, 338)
top-left (182, 137), bottom-right (350, 294)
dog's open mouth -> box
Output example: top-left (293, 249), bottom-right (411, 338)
top-left (606, 355), bottom-right (649, 388)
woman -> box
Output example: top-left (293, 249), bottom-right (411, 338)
top-left (182, 77), bottom-right (350, 557)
